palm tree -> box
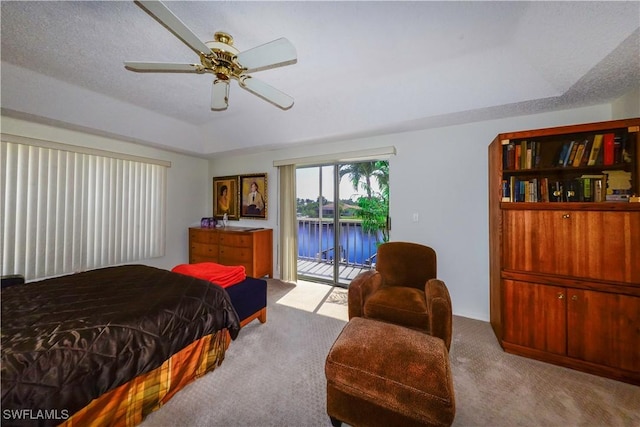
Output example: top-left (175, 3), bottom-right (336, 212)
top-left (339, 161), bottom-right (388, 198)
top-left (339, 161), bottom-right (390, 243)
top-left (339, 162), bottom-right (377, 198)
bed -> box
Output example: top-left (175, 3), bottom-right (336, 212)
top-left (1, 264), bottom-right (240, 427)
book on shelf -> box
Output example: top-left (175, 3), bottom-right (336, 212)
top-left (502, 140), bottom-right (542, 170)
top-left (587, 134), bottom-right (603, 166)
top-left (580, 174), bottom-right (606, 202)
top-left (615, 135), bottom-right (629, 164)
top-left (605, 194), bottom-right (630, 202)
top-left (556, 142), bottom-right (569, 166)
top-left (603, 133), bottom-right (615, 165)
top-left (510, 176), bottom-right (516, 202)
top-left (520, 141), bottom-right (528, 170)
top-left (565, 141), bottom-right (577, 167)
top-left (579, 137), bottom-right (592, 166)
top-left (594, 179), bottom-right (604, 202)
top-left (503, 143), bottom-right (515, 170)
top-left (502, 173), bottom-right (630, 203)
top-left (572, 140), bottom-right (587, 167)
top-left (540, 177), bottom-right (549, 202)
top-left (583, 178), bottom-right (592, 202)
top-left (501, 180), bottom-right (510, 202)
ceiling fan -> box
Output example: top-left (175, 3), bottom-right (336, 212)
top-left (124, 0), bottom-right (297, 111)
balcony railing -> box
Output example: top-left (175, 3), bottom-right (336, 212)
top-left (297, 218), bottom-right (380, 285)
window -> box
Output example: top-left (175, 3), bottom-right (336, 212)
top-left (1, 137), bottom-right (168, 281)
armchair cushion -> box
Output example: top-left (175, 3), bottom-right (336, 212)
top-left (376, 242), bottom-right (436, 290)
top-left (364, 286), bottom-right (428, 330)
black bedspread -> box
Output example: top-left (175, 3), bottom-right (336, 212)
top-left (1, 265), bottom-right (240, 424)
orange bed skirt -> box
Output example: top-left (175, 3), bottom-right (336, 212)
top-left (60, 329), bottom-right (231, 427)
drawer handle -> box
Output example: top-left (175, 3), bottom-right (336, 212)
top-left (571, 295), bottom-right (578, 301)
top-left (557, 293), bottom-right (564, 300)
top-left (562, 214), bottom-right (570, 219)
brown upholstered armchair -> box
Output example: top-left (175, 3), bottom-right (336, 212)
top-left (348, 241), bottom-right (453, 350)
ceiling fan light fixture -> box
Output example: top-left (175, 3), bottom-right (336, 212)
top-left (211, 79), bottom-right (229, 111)
top-left (126, 0), bottom-right (296, 111)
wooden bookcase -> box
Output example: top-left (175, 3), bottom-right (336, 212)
top-left (488, 118), bottom-right (640, 385)
top-left (189, 227), bottom-right (273, 278)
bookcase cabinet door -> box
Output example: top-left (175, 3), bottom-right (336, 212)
top-left (503, 209), bottom-right (640, 283)
top-left (567, 289), bottom-right (640, 372)
top-left (503, 280), bottom-right (566, 355)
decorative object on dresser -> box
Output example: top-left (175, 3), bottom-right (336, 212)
top-left (240, 173), bottom-right (268, 219)
top-left (488, 118), bottom-right (640, 385)
top-left (213, 175), bottom-right (240, 220)
top-left (189, 226), bottom-right (273, 278)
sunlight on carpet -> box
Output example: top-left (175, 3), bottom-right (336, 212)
top-left (275, 280), bottom-right (348, 322)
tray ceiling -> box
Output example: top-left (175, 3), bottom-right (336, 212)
top-left (1, 1), bottom-right (639, 156)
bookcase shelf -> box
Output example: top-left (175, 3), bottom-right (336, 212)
top-left (488, 118), bottom-right (640, 385)
top-left (498, 120), bottom-right (639, 203)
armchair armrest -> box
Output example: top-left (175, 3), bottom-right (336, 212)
top-left (425, 278), bottom-right (453, 351)
top-left (348, 270), bottom-right (382, 319)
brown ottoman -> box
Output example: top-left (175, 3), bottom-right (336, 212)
top-left (325, 317), bottom-right (455, 427)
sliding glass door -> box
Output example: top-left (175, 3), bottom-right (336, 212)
top-left (296, 161), bottom-right (389, 287)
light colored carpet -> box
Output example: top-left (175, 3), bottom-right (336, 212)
top-left (142, 279), bottom-right (640, 427)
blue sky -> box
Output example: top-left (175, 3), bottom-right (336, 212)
top-left (296, 166), bottom-right (381, 202)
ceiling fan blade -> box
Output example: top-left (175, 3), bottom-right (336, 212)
top-left (236, 38), bottom-right (297, 73)
top-left (124, 62), bottom-right (203, 73)
top-left (211, 79), bottom-right (229, 111)
top-left (136, 0), bottom-right (211, 55)
top-left (239, 75), bottom-right (294, 110)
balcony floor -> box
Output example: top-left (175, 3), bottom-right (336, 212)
top-left (297, 259), bottom-right (373, 286)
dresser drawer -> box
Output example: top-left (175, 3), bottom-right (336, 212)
top-left (219, 233), bottom-right (252, 248)
top-left (190, 254), bottom-right (218, 264)
top-left (219, 246), bottom-right (253, 263)
top-left (189, 229), bottom-right (219, 244)
top-left (190, 242), bottom-right (219, 258)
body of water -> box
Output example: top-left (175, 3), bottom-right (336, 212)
top-left (298, 220), bottom-right (381, 265)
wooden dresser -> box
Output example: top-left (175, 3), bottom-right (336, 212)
top-left (189, 227), bottom-right (273, 278)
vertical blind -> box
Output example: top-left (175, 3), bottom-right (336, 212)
top-left (1, 140), bottom-right (167, 281)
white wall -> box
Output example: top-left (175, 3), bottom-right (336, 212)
top-left (1, 116), bottom-right (210, 271)
top-left (612, 86), bottom-right (640, 119)
top-left (209, 104), bottom-right (619, 321)
top-left (4, 90), bottom-right (637, 320)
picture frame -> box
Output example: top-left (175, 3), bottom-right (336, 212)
top-left (240, 173), bottom-right (268, 219)
top-left (213, 175), bottom-right (240, 220)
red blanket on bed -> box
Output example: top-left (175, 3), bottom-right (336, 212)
top-left (171, 262), bottom-right (246, 288)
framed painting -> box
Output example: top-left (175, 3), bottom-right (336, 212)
top-left (240, 173), bottom-right (268, 219)
top-left (213, 175), bottom-right (239, 220)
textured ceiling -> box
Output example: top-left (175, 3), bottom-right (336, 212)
top-left (1, 1), bottom-right (639, 157)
